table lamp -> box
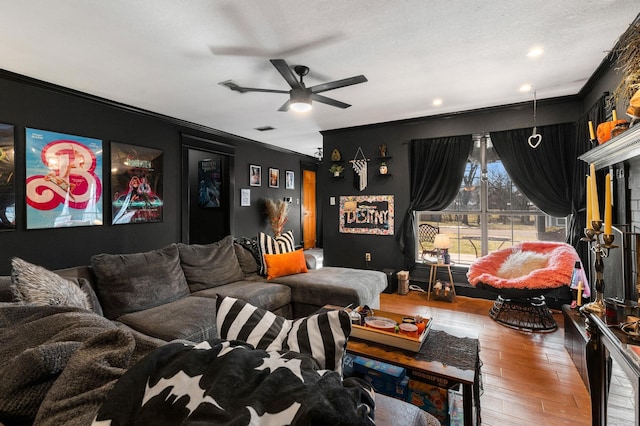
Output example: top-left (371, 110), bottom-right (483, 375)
top-left (433, 234), bottom-right (451, 264)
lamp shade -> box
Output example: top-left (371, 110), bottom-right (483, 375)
top-left (433, 234), bottom-right (450, 249)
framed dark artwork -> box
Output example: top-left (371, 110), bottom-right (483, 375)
top-left (250, 164), bottom-right (261, 186)
top-left (198, 158), bottom-right (222, 208)
top-left (111, 142), bottom-right (163, 224)
top-left (25, 128), bottom-right (103, 229)
top-left (0, 123), bottom-right (15, 230)
top-left (339, 195), bottom-right (394, 235)
top-left (285, 170), bottom-right (294, 190)
top-left (269, 167), bottom-right (279, 188)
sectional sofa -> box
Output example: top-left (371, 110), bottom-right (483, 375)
top-left (0, 235), bottom-right (436, 426)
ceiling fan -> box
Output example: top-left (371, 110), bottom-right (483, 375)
top-left (220, 59), bottom-right (367, 112)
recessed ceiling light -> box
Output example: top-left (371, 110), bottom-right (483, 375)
top-left (519, 84), bottom-right (532, 92)
top-left (527, 47), bottom-right (544, 58)
top-left (432, 98), bottom-right (443, 106)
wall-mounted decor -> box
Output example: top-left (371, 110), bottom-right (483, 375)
top-left (250, 164), bottom-right (261, 186)
top-left (0, 123), bottom-right (15, 231)
top-left (269, 167), bottom-right (279, 188)
top-left (111, 142), bottom-right (163, 224)
top-left (285, 170), bottom-right (294, 189)
top-left (241, 188), bottom-right (251, 206)
top-left (198, 158), bottom-right (221, 208)
top-left (350, 147), bottom-right (369, 191)
top-left (339, 195), bottom-right (394, 235)
top-left (25, 128), bottom-right (103, 229)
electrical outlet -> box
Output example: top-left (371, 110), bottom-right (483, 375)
top-left (365, 252), bottom-right (371, 262)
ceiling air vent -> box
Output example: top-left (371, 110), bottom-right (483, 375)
top-left (255, 126), bottom-right (275, 132)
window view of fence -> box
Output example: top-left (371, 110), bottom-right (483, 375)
top-left (416, 135), bottom-right (566, 265)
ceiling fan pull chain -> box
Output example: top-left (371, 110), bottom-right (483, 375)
top-left (528, 89), bottom-right (542, 149)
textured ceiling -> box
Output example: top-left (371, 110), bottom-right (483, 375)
top-left (1, 1), bottom-right (639, 156)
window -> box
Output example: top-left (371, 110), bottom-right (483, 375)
top-left (416, 134), bottom-right (567, 265)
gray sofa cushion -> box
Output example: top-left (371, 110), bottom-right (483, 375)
top-left (177, 235), bottom-right (245, 292)
top-left (0, 276), bottom-right (14, 302)
top-left (234, 242), bottom-right (259, 275)
top-left (192, 280), bottom-right (291, 314)
top-left (116, 296), bottom-right (218, 342)
top-left (272, 267), bottom-right (387, 310)
top-left (91, 244), bottom-right (190, 320)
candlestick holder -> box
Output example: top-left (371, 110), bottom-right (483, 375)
top-left (580, 220), bottom-right (618, 315)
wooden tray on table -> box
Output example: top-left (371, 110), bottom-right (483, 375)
top-left (350, 309), bottom-right (432, 352)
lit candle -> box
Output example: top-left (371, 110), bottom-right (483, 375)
top-left (588, 121), bottom-right (595, 140)
top-left (612, 109), bottom-right (618, 122)
top-left (604, 173), bottom-right (612, 235)
top-left (586, 175), bottom-right (592, 229)
top-left (591, 163), bottom-right (600, 222)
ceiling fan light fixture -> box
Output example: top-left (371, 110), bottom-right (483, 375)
top-left (289, 88), bottom-right (312, 112)
top-left (290, 100), bottom-right (312, 112)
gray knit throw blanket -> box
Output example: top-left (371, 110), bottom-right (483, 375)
top-left (0, 303), bottom-right (160, 426)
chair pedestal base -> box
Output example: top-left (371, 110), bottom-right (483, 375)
top-left (489, 295), bottom-right (557, 332)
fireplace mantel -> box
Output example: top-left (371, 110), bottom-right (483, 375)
top-left (579, 124), bottom-right (640, 169)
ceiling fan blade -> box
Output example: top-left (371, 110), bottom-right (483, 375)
top-left (270, 59), bottom-right (303, 90)
top-left (219, 80), bottom-right (288, 94)
top-left (278, 100), bottom-right (291, 112)
top-left (310, 75), bottom-right (368, 94)
top-left (311, 93), bottom-right (351, 109)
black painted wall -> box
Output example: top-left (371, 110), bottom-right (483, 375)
top-left (320, 98), bottom-right (583, 273)
top-left (0, 71), bottom-right (312, 275)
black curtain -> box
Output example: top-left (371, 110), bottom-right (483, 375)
top-left (397, 135), bottom-right (474, 269)
top-left (490, 123), bottom-right (577, 217)
top-left (490, 108), bottom-right (606, 270)
top-left (570, 95), bottom-right (608, 270)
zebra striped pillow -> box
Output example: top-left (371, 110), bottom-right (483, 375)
top-left (285, 309), bottom-right (351, 375)
top-left (216, 296), bottom-right (351, 374)
top-left (216, 296), bottom-right (291, 351)
top-left (257, 231), bottom-right (296, 276)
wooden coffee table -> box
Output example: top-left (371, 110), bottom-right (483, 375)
top-left (347, 324), bottom-right (480, 426)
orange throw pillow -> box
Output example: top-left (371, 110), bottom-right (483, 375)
top-left (264, 249), bottom-right (308, 280)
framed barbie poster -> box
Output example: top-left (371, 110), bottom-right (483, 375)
top-left (111, 142), bottom-right (163, 224)
top-left (25, 128), bottom-right (103, 229)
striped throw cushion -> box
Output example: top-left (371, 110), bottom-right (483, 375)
top-left (216, 296), bottom-right (351, 374)
top-left (257, 231), bottom-right (296, 276)
top-left (285, 309), bottom-right (351, 375)
top-left (216, 296), bottom-right (290, 351)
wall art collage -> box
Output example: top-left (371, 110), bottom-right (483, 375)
top-left (243, 164), bottom-right (294, 208)
top-left (0, 123), bottom-right (164, 231)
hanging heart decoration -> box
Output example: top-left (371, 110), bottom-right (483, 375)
top-left (527, 89), bottom-right (542, 149)
top-left (528, 127), bottom-right (542, 148)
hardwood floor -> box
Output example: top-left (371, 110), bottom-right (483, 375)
top-left (379, 291), bottom-right (591, 425)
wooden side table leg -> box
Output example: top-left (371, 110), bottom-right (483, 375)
top-left (447, 265), bottom-right (456, 301)
top-left (427, 264), bottom-right (435, 301)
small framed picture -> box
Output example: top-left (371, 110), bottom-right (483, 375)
top-left (249, 165), bottom-right (261, 186)
top-left (285, 170), bottom-right (294, 189)
top-left (240, 188), bottom-right (251, 206)
top-left (268, 168), bottom-right (279, 188)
